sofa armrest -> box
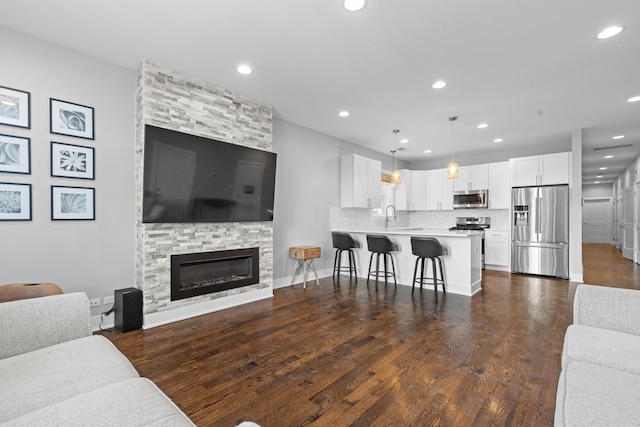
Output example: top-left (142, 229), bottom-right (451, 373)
top-left (573, 284), bottom-right (640, 336)
top-left (0, 292), bottom-right (92, 359)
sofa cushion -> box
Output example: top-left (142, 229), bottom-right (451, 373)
top-left (0, 335), bottom-right (139, 422)
top-left (562, 324), bottom-right (640, 374)
top-left (3, 378), bottom-right (194, 426)
top-left (555, 361), bottom-right (640, 427)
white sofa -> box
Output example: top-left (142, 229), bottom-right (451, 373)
top-left (0, 292), bottom-right (194, 426)
top-left (555, 284), bottom-right (640, 426)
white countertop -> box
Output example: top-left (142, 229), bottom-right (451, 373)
top-left (332, 228), bottom-right (483, 238)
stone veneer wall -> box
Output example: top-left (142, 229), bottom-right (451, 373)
top-left (135, 60), bottom-right (273, 317)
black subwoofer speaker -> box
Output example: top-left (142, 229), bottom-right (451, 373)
top-left (114, 287), bottom-right (143, 332)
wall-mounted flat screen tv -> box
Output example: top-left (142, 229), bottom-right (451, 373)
top-left (143, 125), bottom-right (276, 223)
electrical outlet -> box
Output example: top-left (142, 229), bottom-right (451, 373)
top-left (89, 298), bottom-right (101, 308)
top-left (103, 295), bottom-right (114, 305)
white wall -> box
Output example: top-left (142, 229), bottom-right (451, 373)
top-left (583, 184), bottom-right (613, 198)
top-left (272, 119), bottom-right (401, 281)
top-left (0, 28), bottom-right (136, 310)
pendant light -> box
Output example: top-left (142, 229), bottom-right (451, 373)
top-left (391, 129), bottom-right (401, 187)
top-left (447, 116), bottom-right (459, 181)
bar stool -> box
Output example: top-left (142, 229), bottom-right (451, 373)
top-left (411, 237), bottom-right (447, 296)
top-left (332, 232), bottom-right (360, 281)
top-left (366, 234), bottom-right (398, 287)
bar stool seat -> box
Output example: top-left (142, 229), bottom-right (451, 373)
top-left (366, 234), bottom-right (398, 287)
top-left (411, 237), bottom-right (447, 296)
top-left (332, 232), bottom-right (360, 281)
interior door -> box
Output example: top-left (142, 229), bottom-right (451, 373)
top-left (582, 198), bottom-right (612, 244)
top-left (623, 188), bottom-right (634, 259)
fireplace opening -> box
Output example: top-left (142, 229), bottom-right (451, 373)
top-left (171, 247), bottom-right (259, 301)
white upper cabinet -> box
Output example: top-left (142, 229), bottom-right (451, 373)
top-left (426, 168), bottom-right (454, 211)
top-left (453, 164), bottom-right (489, 192)
top-left (340, 154), bottom-right (382, 208)
top-left (394, 169), bottom-right (413, 210)
top-left (488, 161), bottom-right (510, 209)
top-left (510, 152), bottom-right (570, 187)
top-left (411, 170), bottom-right (428, 210)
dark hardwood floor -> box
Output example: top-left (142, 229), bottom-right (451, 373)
top-left (99, 244), bottom-right (638, 426)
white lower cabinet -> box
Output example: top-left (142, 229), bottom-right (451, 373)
top-left (485, 230), bottom-right (509, 268)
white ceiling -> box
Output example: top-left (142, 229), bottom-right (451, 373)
top-left (1, 0), bottom-right (639, 185)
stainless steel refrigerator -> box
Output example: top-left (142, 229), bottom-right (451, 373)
top-left (511, 185), bottom-right (569, 278)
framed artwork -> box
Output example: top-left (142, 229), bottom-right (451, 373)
top-left (0, 86), bottom-right (30, 129)
top-left (50, 98), bottom-right (94, 140)
top-left (0, 134), bottom-right (31, 174)
top-left (51, 141), bottom-right (94, 180)
top-left (0, 182), bottom-right (32, 221)
top-left (51, 185), bottom-right (95, 220)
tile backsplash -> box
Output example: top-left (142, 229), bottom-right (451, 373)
top-left (330, 207), bottom-right (509, 231)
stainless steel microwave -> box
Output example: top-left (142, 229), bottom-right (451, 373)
top-left (453, 189), bottom-right (488, 209)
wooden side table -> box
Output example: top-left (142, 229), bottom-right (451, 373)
top-left (289, 246), bottom-right (321, 289)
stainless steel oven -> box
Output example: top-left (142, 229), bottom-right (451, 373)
top-left (449, 217), bottom-right (490, 269)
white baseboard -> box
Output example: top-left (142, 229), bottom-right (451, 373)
top-left (570, 273), bottom-right (584, 283)
top-left (91, 288), bottom-right (273, 331)
top-left (143, 287), bottom-right (273, 329)
top-left (273, 268), bottom-right (333, 289)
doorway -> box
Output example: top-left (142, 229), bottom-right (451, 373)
top-left (582, 198), bottom-right (612, 244)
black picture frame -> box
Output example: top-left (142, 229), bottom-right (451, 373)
top-left (50, 98), bottom-right (95, 140)
top-left (50, 141), bottom-right (95, 180)
top-left (0, 134), bottom-right (31, 175)
top-left (0, 86), bottom-right (30, 129)
top-left (51, 185), bottom-right (95, 220)
top-left (0, 182), bottom-right (32, 221)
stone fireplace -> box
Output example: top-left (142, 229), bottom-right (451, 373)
top-left (135, 60), bottom-right (274, 327)
top-left (171, 248), bottom-right (259, 301)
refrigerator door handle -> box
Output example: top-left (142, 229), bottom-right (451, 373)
top-left (514, 241), bottom-right (567, 249)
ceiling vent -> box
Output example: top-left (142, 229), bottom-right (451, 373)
top-left (593, 144), bottom-right (632, 151)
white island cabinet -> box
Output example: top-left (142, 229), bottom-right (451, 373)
top-left (332, 229), bottom-right (482, 296)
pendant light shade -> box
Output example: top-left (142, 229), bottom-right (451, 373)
top-left (391, 129), bottom-right (401, 187)
top-left (447, 160), bottom-right (459, 180)
top-left (447, 116), bottom-right (459, 181)
top-left (391, 150), bottom-right (401, 187)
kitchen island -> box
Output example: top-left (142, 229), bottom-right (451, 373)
top-left (332, 229), bottom-right (482, 296)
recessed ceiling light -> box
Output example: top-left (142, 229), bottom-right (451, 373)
top-left (400, 139), bottom-right (408, 144)
top-left (597, 26), bottom-right (624, 40)
top-left (493, 138), bottom-right (503, 143)
top-left (613, 135), bottom-right (625, 139)
top-left (236, 64), bottom-right (253, 75)
top-left (343, 0), bottom-right (366, 12)
top-left (596, 174), bottom-right (604, 178)
top-left (432, 80), bottom-right (447, 89)
top-left (477, 123), bottom-right (488, 129)
top-left (338, 110), bottom-right (350, 117)
top-left (424, 150), bottom-right (432, 154)
top-left (599, 167), bottom-right (608, 170)
top-left (628, 96), bottom-right (640, 103)
top-left (604, 155), bottom-right (614, 159)
top-left (594, 181), bottom-right (601, 184)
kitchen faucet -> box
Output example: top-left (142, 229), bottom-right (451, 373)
top-left (385, 204), bottom-right (396, 228)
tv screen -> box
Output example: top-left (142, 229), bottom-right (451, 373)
top-left (143, 125), bottom-right (276, 223)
